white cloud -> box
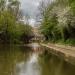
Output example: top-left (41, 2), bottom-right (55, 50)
top-left (19, 0), bottom-right (41, 18)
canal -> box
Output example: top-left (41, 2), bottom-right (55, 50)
top-left (0, 43), bottom-right (75, 75)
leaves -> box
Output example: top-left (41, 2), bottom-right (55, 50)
top-left (0, 0), bottom-right (33, 44)
top-left (40, 0), bottom-right (75, 43)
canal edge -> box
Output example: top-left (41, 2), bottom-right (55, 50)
top-left (41, 43), bottom-right (75, 66)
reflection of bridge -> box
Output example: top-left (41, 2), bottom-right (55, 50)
top-left (30, 27), bottom-right (44, 42)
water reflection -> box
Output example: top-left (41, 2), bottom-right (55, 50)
top-left (0, 45), bottom-right (32, 75)
top-left (15, 43), bottom-right (41, 75)
top-left (16, 53), bottom-right (40, 75)
top-left (0, 44), bottom-right (75, 75)
top-left (39, 50), bottom-right (75, 75)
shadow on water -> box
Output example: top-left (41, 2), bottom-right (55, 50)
top-left (39, 48), bottom-right (75, 75)
top-left (0, 43), bottom-right (75, 75)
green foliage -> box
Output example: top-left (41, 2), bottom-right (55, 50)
top-left (0, 0), bottom-right (33, 44)
top-left (40, 0), bottom-right (75, 44)
top-left (0, 0), bottom-right (5, 11)
top-left (40, 13), bottom-right (58, 41)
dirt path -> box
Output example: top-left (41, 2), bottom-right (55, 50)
top-left (41, 43), bottom-right (75, 65)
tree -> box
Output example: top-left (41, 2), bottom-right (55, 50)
top-left (0, 0), bottom-right (33, 44)
top-left (0, 0), bottom-right (6, 12)
top-left (39, 0), bottom-right (75, 44)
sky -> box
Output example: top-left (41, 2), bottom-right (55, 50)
top-left (19, 0), bottom-right (41, 26)
top-left (19, 0), bottom-right (54, 27)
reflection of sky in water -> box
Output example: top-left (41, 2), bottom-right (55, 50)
top-left (1, 43), bottom-right (75, 75)
top-left (15, 53), bottom-right (41, 75)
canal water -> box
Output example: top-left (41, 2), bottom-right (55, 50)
top-left (0, 43), bottom-right (75, 75)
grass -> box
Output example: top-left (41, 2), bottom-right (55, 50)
top-left (43, 38), bottom-right (75, 46)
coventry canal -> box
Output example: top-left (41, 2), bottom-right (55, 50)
top-left (0, 43), bottom-right (75, 75)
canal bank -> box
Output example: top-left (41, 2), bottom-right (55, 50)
top-left (41, 43), bottom-right (75, 65)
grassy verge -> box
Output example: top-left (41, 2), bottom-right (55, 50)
top-left (43, 39), bottom-right (75, 46)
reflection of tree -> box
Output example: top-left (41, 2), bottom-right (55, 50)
top-left (0, 45), bottom-right (33, 75)
top-left (39, 50), bottom-right (75, 75)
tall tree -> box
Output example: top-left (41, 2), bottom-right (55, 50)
top-left (0, 0), bottom-right (6, 11)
